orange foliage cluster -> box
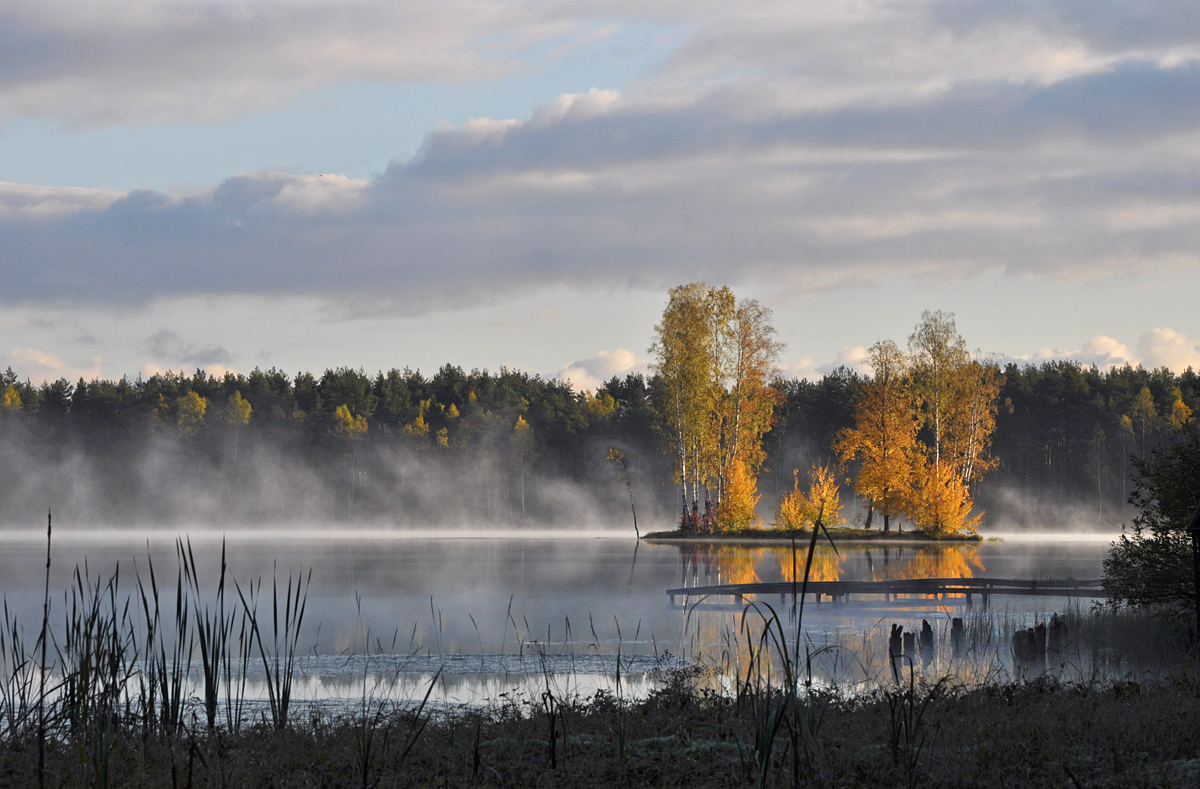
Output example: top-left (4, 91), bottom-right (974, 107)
top-left (774, 464), bottom-right (845, 530)
top-left (833, 311), bottom-right (1001, 536)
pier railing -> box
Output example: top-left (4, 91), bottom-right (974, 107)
top-left (666, 577), bottom-right (1107, 609)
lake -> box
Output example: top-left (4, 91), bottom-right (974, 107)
top-left (0, 526), bottom-right (1115, 710)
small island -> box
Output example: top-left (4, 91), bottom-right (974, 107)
top-left (641, 295), bottom-right (995, 542)
top-left (642, 525), bottom-right (983, 543)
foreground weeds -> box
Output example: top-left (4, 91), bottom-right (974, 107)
top-left (4, 672), bottom-right (1200, 787)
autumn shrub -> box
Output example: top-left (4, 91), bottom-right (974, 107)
top-left (715, 456), bottom-right (761, 530)
top-left (773, 463), bottom-right (845, 530)
top-left (903, 459), bottom-right (980, 537)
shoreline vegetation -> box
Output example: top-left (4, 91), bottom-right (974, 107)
top-left (4, 522), bottom-right (1198, 787)
top-left (5, 668), bottom-right (1200, 787)
top-left (642, 525), bottom-right (984, 543)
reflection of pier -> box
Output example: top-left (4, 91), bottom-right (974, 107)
top-left (666, 578), bottom-right (1107, 610)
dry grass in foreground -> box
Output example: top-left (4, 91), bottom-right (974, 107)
top-left (2, 669), bottom-right (1200, 787)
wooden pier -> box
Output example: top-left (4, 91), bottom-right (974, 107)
top-left (666, 577), bottom-right (1107, 610)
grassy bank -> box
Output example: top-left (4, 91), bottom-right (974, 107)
top-left (643, 525), bottom-right (983, 543)
top-left (4, 669), bottom-right (1200, 787)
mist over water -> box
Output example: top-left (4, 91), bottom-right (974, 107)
top-left (0, 528), bottom-right (1113, 706)
top-left (0, 421), bottom-right (672, 529)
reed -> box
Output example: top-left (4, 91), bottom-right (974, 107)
top-left (235, 563), bottom-right (311, 730)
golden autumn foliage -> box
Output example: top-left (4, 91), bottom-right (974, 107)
top-left (1, 385), bottom-right (21, 411)
top-left (835, 311), bottom-right (1000, 535)
top-left (903, 456), bottom-right (980, 537)
top-left (908, 311), bottom-right (1002, 488)
top-left (716, 457), bottom-right (762, 529)
top-left (225, 391), bottom-right (252, 427)
top-left (176, 391), bottom-right (207, 440)
top-left (405, 399), bottom-right (432, 439)
top-left (580, 392), bottom-right (617, 421)
top-left (512, 415), bottom-right (533, 451)
top-left (447, 403), bottom-right (460, 420)
top-left (333, 404), bottom-right (368, 441)
top-left (834, 340), bottom-right (916, 531)
top-left (1127, 385), bottom-right (1157, 458)
top-left (650, 282), bottom-right (782, 531)
top-left (1167, 385), bottom-right (1193, 429)
top-left (774, 464), bottom-right (845, 529)
top-left (775, 470), bottom-right (808, 530)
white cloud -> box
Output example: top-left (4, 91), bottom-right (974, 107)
top-left (1137, 327), bottom-right (1200, 372)
top-left (0, 181), bottom-right (122, 220)
top-left (533, 89), bottom-right (622, 125)
top-left (0, 0), bottom-right (562, 126)
top-left (819, 346), bottom-right (871, 375)
top-left (141, 362), bottom-right (236, 380)
top-left (1078, 335), bottom-right (1134, 367)
top-left (1001, 329), bottom-right (1200, 373)
top-left (5, 6), bottom-right (1200, 314)
top-left (266, 173), bottom-right (370, 215)
top-left (558, 348), bottom-right (646, 392)
top-left (779, 357), bottom-right (820, 381)
top-left (146, 329), bottom-right (232, 368)
top-left (3, 347), bottom-right (102, 382)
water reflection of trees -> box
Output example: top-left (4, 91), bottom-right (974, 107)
top-left (677, 543), bottom-right (984, 586)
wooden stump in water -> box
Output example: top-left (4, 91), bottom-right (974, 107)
top-left (1012, 624), bottom-right (1048, 674)
top-left (889, 624), bottom-right (904, 681)
top-left (1047, 613), bottom-right (1067, 660)
top-left (951, 617), bottom-right (965, 657)
top-left (1034, 622), bottom-right (1047, 672)
top-left (919, 619), bottom-right (935, 668)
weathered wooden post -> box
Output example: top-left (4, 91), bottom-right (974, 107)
top-left (1047, 613), bottom-right (1067, 662)
top-left (1034, 622), bottom-right (1047, 672)
top-left (1186, 502), bottom-right (1200, 639)
top-left (951, 617), bottom-right (965, 657)
top-left (889, 624), bottom-right (904, 682)
top-left (1012, 628), bottom-right (1036, 674)
top-left (919, 619), bottom-right (935, 668)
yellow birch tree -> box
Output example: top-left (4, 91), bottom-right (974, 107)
top-left (225, 390), bottom-right (253, 470)
top-left (334, 404), bottom-right (368, 522)
top-left (834, 340), bottom-right (917, 532)
top-left (513, 415), bottom-right (534, 517)
top-left (651, 284), bottom-right (782, 530)
top-left (904, 311), bottom-right (1001, 534)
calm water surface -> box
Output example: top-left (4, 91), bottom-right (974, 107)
top-left (0, 527), bottom-right (1114, 707)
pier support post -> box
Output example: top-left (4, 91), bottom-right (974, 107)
top-left (889, 624), bottom-right (904, 682)
top-left (920, 619), bottom-right (935, 668)
top-left (951, 617), bottom-right (964, 657)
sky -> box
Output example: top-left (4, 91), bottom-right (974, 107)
top-left (4, 0), bottom-right (1200, 390)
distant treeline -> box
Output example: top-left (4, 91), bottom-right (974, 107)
top-left (0, 360), bottom-right (1196, 528)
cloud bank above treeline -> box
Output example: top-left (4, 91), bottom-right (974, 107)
top-left (3, 1), bottom-right (1200, 313)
